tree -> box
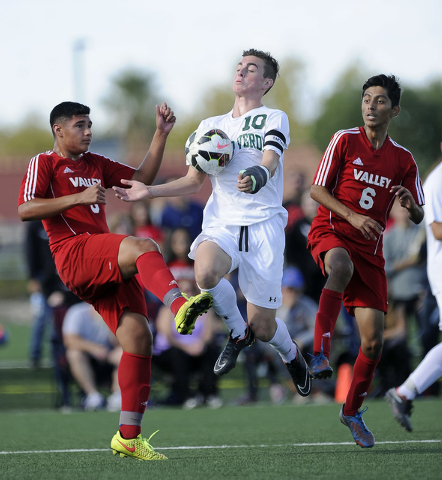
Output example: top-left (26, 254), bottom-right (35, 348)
top-left (311, 64), bottom-right (368, 151)
top-left (166, 84), bottom-right (234, 151)
top-left (0, 113), bottom-right (52, 157)
top-left (265, 57), bottom-right (309, 144)
top-left (388, 80), bottom-right (442, 174)
top-left (101, 68), bottom-right (159, 145)
top-left (310, 67), bottom-right (442, 175)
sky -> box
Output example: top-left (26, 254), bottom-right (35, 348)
top-left (1, 0), bottom-right (441, 132)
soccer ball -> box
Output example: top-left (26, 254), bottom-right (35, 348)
top-left (185, 128), bottom-right (234, 175)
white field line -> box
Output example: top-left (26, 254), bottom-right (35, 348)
top-left (0, 439), bottom-right (440, 455)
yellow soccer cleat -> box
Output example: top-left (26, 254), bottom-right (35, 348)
top-left (174, 292), bottom-right (213, 335)
top-left (111, 430), bottom-right (167, 460)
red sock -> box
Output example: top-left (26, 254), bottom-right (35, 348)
top-left (343, 347), bottom-right (380, 416)
top-left (136, 251), bottom-right (185, 315)
top-left (118, 352), bottom-right (151, 439)
top-left (313, 288), bottom-right (343, 357)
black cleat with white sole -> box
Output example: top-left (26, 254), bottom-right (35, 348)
top-left (214, 325), bottom-right (255, 376)
top-left (284, 342), bottom-right (312, 397)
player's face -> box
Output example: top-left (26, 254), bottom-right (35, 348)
top-left (55, 115), bottom-right (92, 155)
top-left (362, 86), bottom-right (399, 130)
top-left (233, 56), bottom-right (273, 97)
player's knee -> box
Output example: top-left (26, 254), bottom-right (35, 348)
top-left (116, 315), bottom-right (153, 355)
top-left (194, 264), bottom-right (221, 290)
top-left (121, 333), bottom-right (152, 356)
top-left (65, 348), bottom-right (86, 363)
top-left (361, 337), bottom-right (383, 359)
top-left (329, 257), bottom-right (353, 285)
top-left (135, 238), bottom-right (160, 255)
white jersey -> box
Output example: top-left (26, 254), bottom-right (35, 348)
top-left (423, 162), bottom-right (442, 296)
top-left (196, 106), bottom-right (290, 228)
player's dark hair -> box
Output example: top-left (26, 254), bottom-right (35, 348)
top-left (50, 101), bottom-right (90, 134)
top-left (242, 48), bottom-right (279, 95)
top-left (362, 74), bottom-right (402, 107)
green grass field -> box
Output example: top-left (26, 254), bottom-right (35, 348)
top-left (0, 401), bottom-right (441, 480)
top-left (1, 309), bottom-right (441, 479)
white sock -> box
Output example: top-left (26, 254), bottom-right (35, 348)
top-left (199, 278), bottom-right (247, 338)
top-left (397, 381), bottom-right (417, 401)
top-left (407, 342), bottom-right (442, 398)
top-left (267, 318), bottom-right (297, 363)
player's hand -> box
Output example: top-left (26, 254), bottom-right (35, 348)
top-left (156, 102), bottom-right (176, 134)
top-left (390, 185), bottom-right (415, 209)
top-left (237, 165), bottom-right (270, 194)
top-left (78, 181), bottom-right (106, 205)
top-left (113, 178), bottom-right (150, 202)
top-left (348, 212), bottom-right (384, 241)
top-left (390, 185), bottom-right (424, 224)
top-left (237, 171), bottom-right (253, 193)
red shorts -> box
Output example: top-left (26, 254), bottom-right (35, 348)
top-left (307, 230), bottom-right (387, 316)
top-left (53, 233), bottom-right (147, 333)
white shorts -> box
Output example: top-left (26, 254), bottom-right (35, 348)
top-left (189, 216), bottom-right (285, 309)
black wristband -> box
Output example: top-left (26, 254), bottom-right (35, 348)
top-left (239, 165), bottom-right (270, 194)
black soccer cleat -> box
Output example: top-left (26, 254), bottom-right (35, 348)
top-left (284, 342), bottom-right (312, 397)
top-left (385, 388), bottom-right (414, 432)
top-left (214, 325), bottom-right (255, 376)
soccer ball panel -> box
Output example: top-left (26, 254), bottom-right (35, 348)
top-left (185, 128), bottom-right (234, 175)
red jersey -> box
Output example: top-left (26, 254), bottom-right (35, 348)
top-left (309, 127), bottom-right (425, 256)
top-left (18, 150), bottom-right (135, 251)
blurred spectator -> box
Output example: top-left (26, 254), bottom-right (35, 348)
top-left (371, 201), bottom-right (426, 398)
top-left (234, 267), bottom-right (328, 405)
top-left (276, 267), bottom-right (331, 403)
top-left (283, 170), bottom-right (306, 230)
top-left (0, 324), bottom-right (9, 347)
top-left (107, 212), bottom-right (134, 236)
top-left (414, 240), bottom-right (441, 368)
top-left (233, 341), bottom-right (273, 405)
top-left (62, 302), bottom-right (123, 412)
top-left (375, 300), bottom-right (412, 397)
top-left (386, 144), bottom-right (442, 431)
top-left (167, 227), bottom-right (195, 275)
top-left (278, 267), bottom-right (317, 356)
top-left (285, 189), bottom-right (325, 302)
top-left (130, 200), bottom-right (165, 252)
top-left (159, 177), bottom-right (204, 242)
top-left (25, 220), bottom-right (56, 368)
top-left (416, 267), bottom-right (441, 393)
top-left (146, 183), bottom-right (170, 227)
top-left (24, 220), bottom-right (81, 411)
top-left (383, 200), bottom-right (426, 337)
top-left (152, 276), bottom-right (222, 409)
